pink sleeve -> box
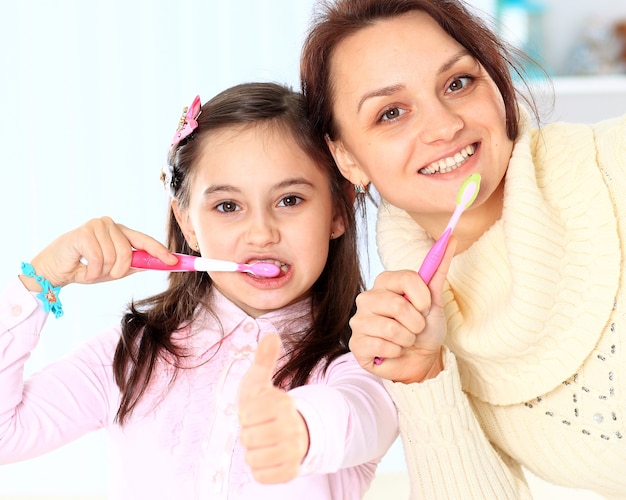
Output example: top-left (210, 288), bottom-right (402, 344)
top-left (288, 352), bottom-right (398, 475)
top-left (0, 277), bottom-right (119, 464)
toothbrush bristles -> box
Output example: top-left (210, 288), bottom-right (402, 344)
top-left (246, 262), bottom-right (281, 278)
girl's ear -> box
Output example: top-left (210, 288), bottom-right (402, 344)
top-left (171, 199), bottom-right (197, 248)
top-left (325, 135), bottom-right (370, 187)
top-left (330, 210), bottom-right (346, 240)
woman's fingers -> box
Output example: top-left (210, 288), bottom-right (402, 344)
top-left (348, 270), bottom-right (430, 370)
top-left (349, 239), bottom-right (457, 383)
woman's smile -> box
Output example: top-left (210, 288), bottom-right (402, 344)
top-left (420, 143), bottom-right (476, 174)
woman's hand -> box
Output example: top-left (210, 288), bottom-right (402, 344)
top-left (238, 334), bottom-right (309, 484)
top-left (348, 238), bottom-right (456, 384)
top-left (20, 216), bottom-right (177, 290)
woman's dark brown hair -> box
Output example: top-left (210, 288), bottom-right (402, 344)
top-left (113, 82), bottom-right (362, 424)
top-left (301, 0), bottom-right (538, 143)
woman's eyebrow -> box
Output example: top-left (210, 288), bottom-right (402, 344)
top-left (356, 51), bottom-right (472, 112)
top-left (357, 84), bottom-right (405, 113)
top-left (438, 49), bottom-right (472, 75)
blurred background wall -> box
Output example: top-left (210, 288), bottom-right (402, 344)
top-left (0, 1), bottom-right (624, 498)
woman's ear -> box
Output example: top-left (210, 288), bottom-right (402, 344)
top-left (325, 135), bottom-right (370, 187)
top-left (171, 199), bottom-right (196, 248)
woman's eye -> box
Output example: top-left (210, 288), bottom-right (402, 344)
top-left (278, 195), bottom-right (302, 207)
top-left (446, 76), bottom-right (472, 93)
top-left (379, 106), bottom-right (406, 122)
top-left (216, 201), bottom-right (239, 213)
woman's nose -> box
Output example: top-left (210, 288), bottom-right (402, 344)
top-left (418, 101), bottom-right (464, 144)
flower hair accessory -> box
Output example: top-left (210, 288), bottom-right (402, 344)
top-left (162, 94), bottom-right (202, 194)
top-left (170, 95), bottom-right (202, 149)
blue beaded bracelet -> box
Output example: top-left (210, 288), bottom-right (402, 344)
top-left (20, 262), bottom-right (64, 318)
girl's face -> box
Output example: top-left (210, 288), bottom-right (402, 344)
top-left (173, 124), bottom-right (345, 318)
top-left (327, 10), bottom-right (513, 230)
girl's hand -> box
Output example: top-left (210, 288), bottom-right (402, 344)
top-left (21, 216), bottom-right (177, 290)
top-left (348, 238), bottom-right (456, 384)
top-left (238, 334), bottom-right (309, 484)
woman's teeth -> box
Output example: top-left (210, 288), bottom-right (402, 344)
top-left (419, 144), bottom-right (475, 174)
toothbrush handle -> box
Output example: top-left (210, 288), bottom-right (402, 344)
top-left (417, 228), bottom-right (452, 285)
top-left (374, 229), bottom-right (453, 366)
top-left (131, 250), bottom-right (196, 271)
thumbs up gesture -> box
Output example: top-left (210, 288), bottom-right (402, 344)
top-left (238, 333), bottom-right (310, 484)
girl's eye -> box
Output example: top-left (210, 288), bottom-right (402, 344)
top-left (216, 201), bottom-right (240, 213)
top-left (446, 76), bottom-right (472, 94)
top-left (278, 195), bottom-right (302, 207)
top-left (379, 106), bottom-right (406, 122)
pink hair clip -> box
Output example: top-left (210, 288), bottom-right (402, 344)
top-left (170, 95), bottom-right (202, 148)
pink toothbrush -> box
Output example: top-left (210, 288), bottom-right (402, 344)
top-left (129, 250), bottom-right (281, 277)
top-left (374, 173), bottom-right (481, 366)
top-left (417, 173), bottom-right (481, 284)
top-left (81, 250), bottom-right (281, 277)
top-left (130, 250), bottom-right (280, 277)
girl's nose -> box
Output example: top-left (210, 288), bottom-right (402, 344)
top-left (418, 101), bottom-right (464, 144)
top-left (244, 213), bottom-right (279, 247)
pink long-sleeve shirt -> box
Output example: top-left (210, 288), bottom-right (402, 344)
top-left (0, 277), bottom-right (398, 499)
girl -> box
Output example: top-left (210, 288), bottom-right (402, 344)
top-left (0, 82), bottom-right (398, 499)
top-left (301, 0), bottom-right (626, 498)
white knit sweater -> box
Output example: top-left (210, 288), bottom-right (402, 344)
top-left (377, 113), bottom-right (626, 499)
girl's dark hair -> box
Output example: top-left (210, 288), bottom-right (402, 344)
top-left (300, 0), bottom-right (540, 143)
top-left (113, 82), bottom-right (362, 425)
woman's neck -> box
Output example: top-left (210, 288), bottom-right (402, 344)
top-left (412, 179), bottom-right (505, 254)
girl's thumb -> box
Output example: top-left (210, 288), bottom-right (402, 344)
top-left (239, 333), bottom-right (282, 400)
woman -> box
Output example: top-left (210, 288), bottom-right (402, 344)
top-left (301, 0), bottom-right (626, 498)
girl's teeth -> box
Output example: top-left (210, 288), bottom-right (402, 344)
top-left (250, 259), bottom-right (290, 276)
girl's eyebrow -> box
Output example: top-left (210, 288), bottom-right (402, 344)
top-left (203, 184), bottom-right (242, 196)
top-left (273, 177), bottom-right (315, 190)
top-left (356, 49), bottom-right (472, 112)
top-left (202, 177), bottom-right (314, 196)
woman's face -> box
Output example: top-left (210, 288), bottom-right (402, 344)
top-left (328, 10), bottom-right (513, 228)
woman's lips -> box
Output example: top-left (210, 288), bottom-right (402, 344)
top-left (419, 143), bottom-right (476, 174)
